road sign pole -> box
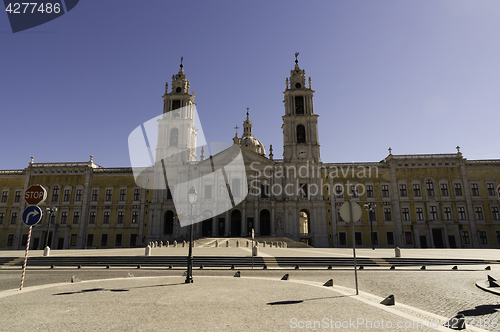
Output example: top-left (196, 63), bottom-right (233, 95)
top-left (349, 200), bottom-right (359, 295)
top-left (19, 226), bottom-right (32, 291)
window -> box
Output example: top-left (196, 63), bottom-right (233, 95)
top-left (132, 211), bottom-right (139, 224)
top-left (14, 191), bottom-right (21, 203)
top-left (371, 232), bottom-right (379, 246)
top-left (204, 185), bottom-right (212, 199)
top-left (172, 100), bottom-right (180, 110)
top-left (89, 212), bottom-right (96, 224)
top-left (231, 179), bottom-right (240, 198)
top-left (443, 207), bottom-right (452, 220)
top-left (63, 189), bottom-right (71, 202)
top-left (440, 183), bottom-right (449, 196)
top-left (487, 183), bottom-right (495, 196)
top-left (103, 212), bottom-right (110, 224)
top-left (399, 184), bottom-right (407, 197)
top-left (454, 183), bottom-right (463, 196)
top-left (115, 234), bottom-right (122, 247)
top-left (60, 212), bottom-right (67, 224)
top-left (471, 183), bottom-right (479, 196)
top-left (91, 189), bottom-right (99, 202)
top-left (475, 207), bottom-right (484, 220)
top-left (86, 234), bottom-right (94, 247)
top-left (261, 184), bottom-right (269, 199)
top-left (50, 212), bottom-right (56, 224)
top-left (117, 211), bottom-right (124, 224)
top-left (369, 210), bottom-right (376, 222)
top-left (295, 96), bottom-right (304, 114)
top-left (296, 125), bottom-right (306, 143)
top-left (366, 185), bottom-right (374, 198)
top-left (479, 230), bottom-right (488, 245)
top-left (384, 208), bottom-right (391, 221)
top-left (7, 234), bottom-right (14, 246)
top-left (299, 183), bottom-right (308, 198)
top-left (1, 191), bottom-right (8, 203)
top-left (52, 186), bottom-right (59, 202)
top-left (119, 189), bottom-right (126, 201)
top-left (355, 232), bottom-right (362, 246)
top-left (0, 212), bottom-right (4, 224)
top-left (426, 180), bottom-right (434, 196)
top-left (430, 206), bottom-right (437, 220)
top-left (10, 212), bottom-right (17, 224)
top-left (405, 231), bottom-right (413, 245)
top-left (381, 185), bottom-right (389, 197)
top-left (461, 230), bottom-right (470, 245)
top-left (169, 128), bottom-right (178, 147)
top-left (72, 212), bottom-right (80, 224)
top-left (492, 207), bottom-right (500, 221)
top-left (105, 189), bottom-right (112, 201)
top-left (413, 184), bottom-right (421, 197)
top-left (130, 234), bottom-right (138, 247)
top-left (75, 189), bottom-right (82, 201)
top-left (335, 185), bottom-right (344, 198)
top-left (70, 234), bottom-right (77, 246)
top-left (350, 185), bottom-right (357, 198)
top-left (101, 234), bottom-right (108, 247)
top-left (386, 231), bottom-right (395, 246)
top-left (497, 231), bottom-right (500, 246)
top-left (133, 189), bottom-right (140, 201)
top-left (339, 232), bottom-right (347, 246)
top-left (458, 207), bottom-right (466, 220)
top-left (402, 208), bottom-right (410, 221)
top-left (416, 207), bottom-right (424, 221)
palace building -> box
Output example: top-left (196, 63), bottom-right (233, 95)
top-left (1, 59), bottom-right (499, 250)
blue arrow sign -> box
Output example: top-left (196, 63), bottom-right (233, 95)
top-left (22, 206), bottom-right (43, 226)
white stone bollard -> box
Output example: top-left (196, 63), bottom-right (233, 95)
top-left (215, 241), bottom-right (219, 247)
top-left (145, 245), bottom-right (152, 256)
top-left (43, 246), bottom-right (50, 257)
top-left (226, 240), bottom-right (229, 247)
top-left (182, 240), bottom-right (186, 247)
top-left (173, 240), bottom-right (177, 247)
top-left (236, 241), bottom-right (240, 247)
top-left (165, 241), bottom-right (169, 247)
top-left (395, 246), bottom-right (401, 257)
top-left (246, 240), bottom-right (249, 247)
top-left (252, 245), bottom-right (259, 256)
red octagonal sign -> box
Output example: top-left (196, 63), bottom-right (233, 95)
top-left (25, 185), bottom-right (47, 205)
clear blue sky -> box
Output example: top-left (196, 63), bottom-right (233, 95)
top-left (2, 0), bottom-right (500, 170)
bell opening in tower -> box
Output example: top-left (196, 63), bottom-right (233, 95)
top-left (295, 96), bottom-right (304, 114)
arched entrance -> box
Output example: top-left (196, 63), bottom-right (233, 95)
top-left (260, 209), bottom-right (271, 236)
top-left (164, 210), bottom-right (174, 235)
top-left (231, 210), bottom-right (241, 237)
top-left (299, 209), bottom-right (311, 246)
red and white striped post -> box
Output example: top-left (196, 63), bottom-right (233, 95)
top-left (19, 226), bottom-right (32, 291)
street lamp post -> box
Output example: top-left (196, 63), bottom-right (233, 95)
top-left (45, 207), bottom-right (58, 248)
top-left (364, 203), bottom-right (376, 250)
top-left (185, 187), bottom-right (198, 284)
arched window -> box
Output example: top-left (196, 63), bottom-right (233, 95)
top-left (296, 125), bottom-right (306, 143)
top-left (299, 210), bottom-right (310, 234)
top-left (170, 128), bottom-right (178, 147)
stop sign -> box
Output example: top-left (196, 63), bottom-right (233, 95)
top-left (25, 185), bottom-right (47, 205)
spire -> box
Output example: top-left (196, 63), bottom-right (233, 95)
top-left (243, 108), bottom-right (252, 137)
top-left (289, 53), bottom-right (306, 90)
top-left (180, 56), bottom-right (183, 69)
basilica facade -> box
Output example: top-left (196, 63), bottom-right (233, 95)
top-left (1, 60), bottom-right (499, 250)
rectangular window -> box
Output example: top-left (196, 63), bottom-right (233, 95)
top-left (381, 185), bottom-right (389, 197)
top-left (52, 187), bottom-right (59, 202)
top-left (299, 183), bottom-right (308, 198)
top-left (0, 212), bottom-right (4, 224)
top-left (295, 96), bottom-right (304, 114)
top-left (479, 230), bottom-right (488, 245)
top-left (430, 206), bottom-right (437, 220)
top-left (105, 189), bottom-right (112, 201)
top-left (413, 184), bottom-right (421, 197)
top-left (458, 207), bottom-right (466, 220)
top-left (426, 180), bottom-right (434, 197)
top-left (10, 212), bottom-right (17, 224)
top-left (405, 231), bottom-right (413, 245)
top-left (130, 234), bottom-right (138, 247)
top-left (371, 232), bottom-right (379, 246)
top-left (7, 234), bottom-right (14, 246)
top-left (440, 184), bottom-right (449, 196)
top-left (21, 234), bottom-right (28, 247)
top-left (132, 211), bottom-right (138, 224)
top-left (475, 207), bottom-right (484, 220)
top-left (86, 234), bottom-right (94, 247)
top-left (89, 212), bottom-right (96, 224)
top-left (70, 234), bottom-right (77, 246)
top-left (115, 234), bottom-right (123, 247)
top-left (496, 231), bottom-right (500, 245)
top-left (386, 231), bottom-right (395, 246)
top-left (133, 189), bottom-right (140, 201)
top-left (454, 183), bottom-right (463, 196)
top-left (399, 184), bottom-right (407, 197)
top-left (72, 212), bottom-right (80, 224)
top-left (103, 212), bottom-right (110, 224)
top-left (1, 191), bottom-right (8, 203)
top-left (91, 189), bottom-right (98, 202)
top-left (172, 99), bottom-right (181, 110)
top-left (335, 185), bottom-right (344, 198)
top-left (461, 230), bottom-right (470, 245)
top-left (101, 234), bottom-right (108, 247)
top-left (471, 183), bottom-right (479, 196)
top-left (261, 184), bottom-right (269, 199)
top-left (369, 210), bottom-right (376, 222)
top-left (119, 189), bottom-right (126, 201)
top-left (416, 207), bottom-right (423, 221)
top-left (366, 185), bottom-right (374, 198)
top-left (487, 183), bottom-right (495, 196)
top-left (117, 211), bottom-right (124, 224)
top-left (354, 232), bottom-right (362, 246)
top-left (75, 189), bottom-right (82, 201)
top-left (205, 185), bottom-right (212, 199)
top-left (384, 208), bottom-right (391, 221)
top-left (444, 207), bottom-right (452, 220)
top-left (63, 189), bottom-right (71, 202)
top-left (14, 191), bottom-right (21, 203)
top-left (402, 208), bottom-right (410, 221)
top-left (492, 207), bottom-right (500, 221)
top-left (338, 232), bottom-right (347, 246)
top-left (60, 212), bottom-right (67, 224)
top-left (350, 185), bottom-right (358, 198)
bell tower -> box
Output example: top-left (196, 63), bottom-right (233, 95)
top-left (282, 53), bottom-right (320, 163)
